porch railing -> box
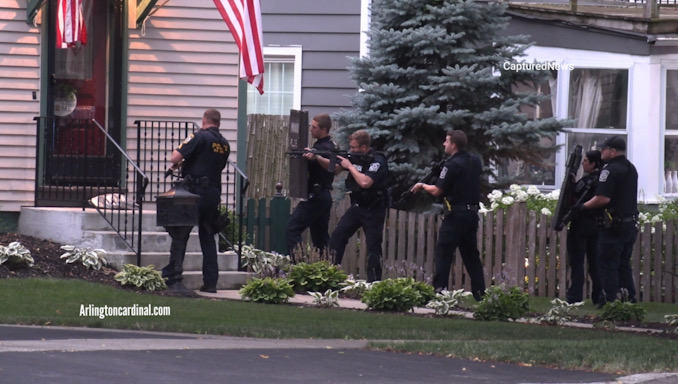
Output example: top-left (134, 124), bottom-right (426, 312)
top-left (33, 116), bottom-right (149, 264)
top-left (134, 120), bottom-right (249, 262)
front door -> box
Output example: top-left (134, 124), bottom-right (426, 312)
top-left (38, 0), bottom-right (125, 205)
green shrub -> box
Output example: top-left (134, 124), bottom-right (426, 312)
top-left (287, 261), bottom-right (348, 293)
top-left (599, 301), bottom-right (646, 323)
top-left (60, 245), bottom-right (107, 270)
top-left (218, 207), bottom-right (248, 251)
top-left (114, 264), bottom-right (167, 291)
top-left (474, 284), bottom-right (530, 321)
top-left (239, 277), bottom-right (295, 304)
top-left (0, 242), bottom-right (34, 267)
top-left (361, 277), bottom-right (434, 312)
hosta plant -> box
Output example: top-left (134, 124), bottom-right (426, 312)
top-left (239, 277), bottom-right (295, 304)
top-left (239, 244), bottom-right (290, 277)
top-left (287, 261), bottom-right (348, 293)
top-left (0, 242), bottom-right (34, 267)
top-left (60, 245), bottom-right (108, 270)
top-left (426, 289), bottom-right (473, 315)
top-left (339, 276), bottom-right (372, 299)
top-left (114, 264), bottom-right (167, 291)
top-left (532, 298), bottom-right (584, 325)
top-left (309, 289), bottom-right (340, 308)
top-left (665, 314), bottom-right (678, 334)
top-left (474, 284), bottom-right (530, 322)
top-left (361, 277), bottom-right (435, 312)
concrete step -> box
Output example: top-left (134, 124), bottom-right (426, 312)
top-left (81, 230), bottom-right (205, 253)
top-left (106, 251), bottom-right (239, 272)
top-left (182, 271), bottom-right (251, 290)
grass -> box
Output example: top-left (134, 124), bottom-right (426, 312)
top-left (2, 278), bottom-right (677, 374)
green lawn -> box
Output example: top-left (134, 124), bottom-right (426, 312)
top-left (2, 278), bottom-right (677, 374)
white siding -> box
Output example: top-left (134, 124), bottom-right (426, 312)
top-left (0, 1), bottom-right (41, 212)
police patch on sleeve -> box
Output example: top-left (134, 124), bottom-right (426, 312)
top-left (439, 166), bottom-right (448, 180)
top-left (599, 169), bottom-right (610, 182)
top-left (369, 163), bottom-right (380, 172)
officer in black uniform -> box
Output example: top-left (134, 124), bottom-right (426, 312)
top-left (285, 113), bottom-right (336, 259)
top-left (328, 130), bottom-right (389, 282)
top-left (574, 136), bottom-right (638, 306)
top-left (411, 130), bottom-right (486, 301)
top-left (565, 150), bottom-right (603, 304)
top-left (162, 108), bottom-right (230, 293)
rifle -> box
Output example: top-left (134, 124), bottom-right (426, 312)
top-left (393, 160), bottom-right (444, 210)
top-left (551, 145), bottom-right (583, 231)
top-left (286, 148), bottom-right (374, 172)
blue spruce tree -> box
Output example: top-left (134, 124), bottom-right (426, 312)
top-left (335, 0), bottom-right (565, 210)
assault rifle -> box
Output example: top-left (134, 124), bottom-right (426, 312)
top-left (393, 160), bottom-right (445, 210)
top-left (551, 145), bottom-right (583, 231)
top-left (286, 148), bottom-right (374, 172)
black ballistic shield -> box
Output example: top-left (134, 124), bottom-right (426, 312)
top-left (551, 145), bottom-right (583, 231)
top-left (288, 109), bottom-right (309, 199)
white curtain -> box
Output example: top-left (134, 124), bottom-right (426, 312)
top-left (571, 69), bottom-right (603, 128)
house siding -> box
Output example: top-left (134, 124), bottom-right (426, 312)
top-left (260, 0), bottom-right (361, 118)
top-left (127, 0), bottom-right (240, 157)
top-left (0, 1), bottom-right (241, 212)
top-left (0, 1), bottom-right (41, 212)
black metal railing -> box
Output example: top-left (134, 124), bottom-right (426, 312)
top-left (134, 120), bottom-right (249, 262)
top-left (34, 116), bottom-right (149, 264)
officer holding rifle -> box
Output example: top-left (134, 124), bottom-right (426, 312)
top-left (411, 130), bottom-right (486, 301)
top-left (285, 113), bottom-right (337, 259)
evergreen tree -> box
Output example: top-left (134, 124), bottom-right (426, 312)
top-left (335, 0), bottom-right (565, 209)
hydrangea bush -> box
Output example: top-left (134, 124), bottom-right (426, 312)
top-left (483, 184), bottom-right (559, 216)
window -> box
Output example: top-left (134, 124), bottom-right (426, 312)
top-left (497, 72), bottom-right (557, 186)
top-left (664, 69), bottom-right (678, 193)
top-left (247, 46), bottom-right (302, 116)
top-left (566, 68), bottom-right (628, 152)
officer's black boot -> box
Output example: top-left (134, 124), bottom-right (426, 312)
top-left (366, 253), bottom-right (382, 282)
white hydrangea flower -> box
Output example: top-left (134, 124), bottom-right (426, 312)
top-left (478, 202), bottom-right (490, 214)
top-left (501, 196), bottom-right (515, 205)
top-left (547, 189), bottom-right (560, 200)
top-left (510, 184), bottom-right (522, 192)
top-left (491, 202), bottom-right (499, 210)
top-left (651, 215), bottom-right (662, 223)
top-left (514, 190), bottom-right (528, 202)
top-left (527, 185), bottom-right (541, 195)
top-left (488, 190), bottom-right (503, 201)
top-left (541, 208), bottom-right (552, 216)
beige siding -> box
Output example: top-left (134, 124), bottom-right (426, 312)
top-left (126, 0), bottom-right (241, 164)
top-left (0, 1), bottom-right (41, 212)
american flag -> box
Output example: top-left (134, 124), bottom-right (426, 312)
top-left (213, 0), bottom-right (265, 94)
top-left (56, 0), bottom-right (87, 49)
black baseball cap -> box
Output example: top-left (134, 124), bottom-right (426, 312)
top-left (597, 136), bottom-right (626, 151)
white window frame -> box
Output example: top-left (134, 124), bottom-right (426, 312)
top-left (552, 59), bottom-right (634, 188)
top-left (247, 46), bottom-right (302, 115)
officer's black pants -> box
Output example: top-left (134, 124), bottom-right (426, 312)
top-left (285, 192), bottom-right (332, 259)
top-left (433, 211), bottom-right (486, 301)
top-left (329, 203), bottom-right (386, 282)
top-left (161, 185), bottom-right (221, 288)
top-left (566, 216), bottom-right (602, 303)
top-left (597, 221), bottom-right (637, 303)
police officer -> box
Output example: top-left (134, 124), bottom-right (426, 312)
top-left (328, 130), bottom-right (389, 282)
top-left (565, 150), bottom-right (603, 304)
top-left (411, 130), bottom-right (486, 301)
top-left (574, 136), bottom-right (638, 306)
top-left (285, 113), bottom-right (336, 259)
top-left (162, 108), bottom-right (230, 293)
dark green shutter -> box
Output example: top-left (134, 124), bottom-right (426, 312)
top-left (26, 0), bottom-right (47, 24)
